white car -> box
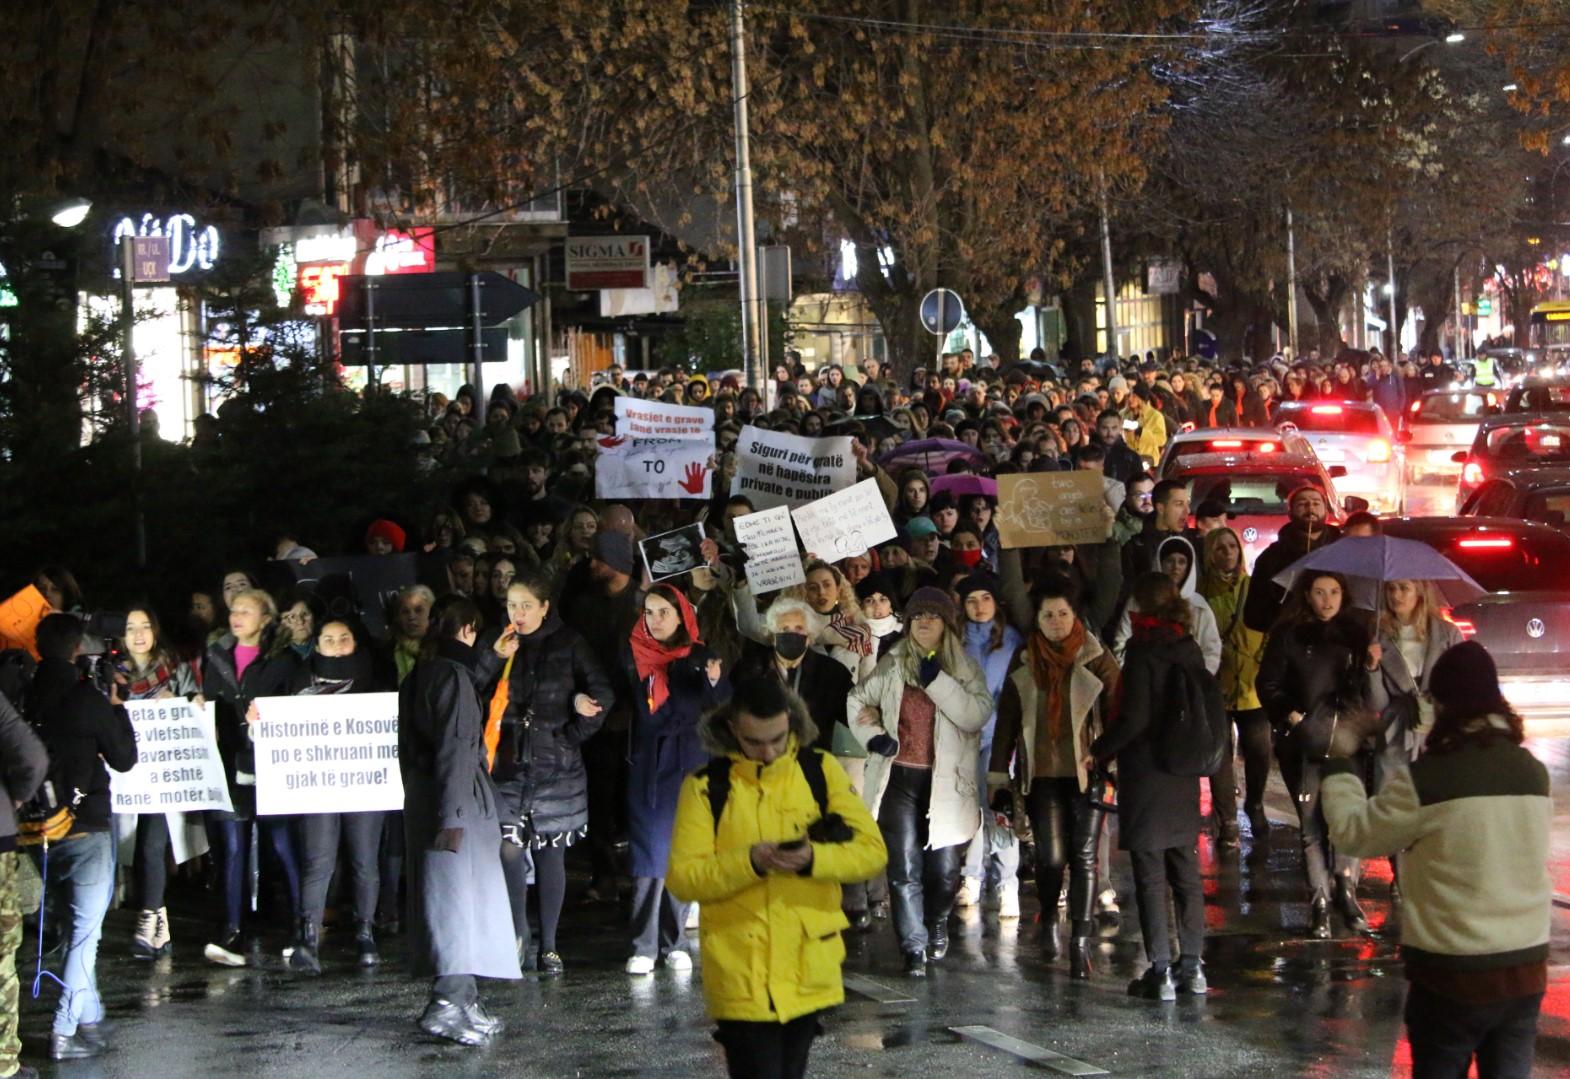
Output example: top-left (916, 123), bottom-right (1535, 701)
top-left (1274, 400), bottom-right (1405, 514)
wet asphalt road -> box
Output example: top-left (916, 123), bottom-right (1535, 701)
top-left (20, 734), bottom-right (1570, 1078)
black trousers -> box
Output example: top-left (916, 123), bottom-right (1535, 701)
top-left (1024, 777), bottom-right (1104, 933)
top-left (1406, 983), bottom-right (1543, 1079)
top-left (583, 727), bottom-right (629, 885)
top-left (133, 814), bottom-right (170, 909)
top-left (299, 811), bottom-right (384, 929)
top-left (715, 1012), bottom-right (821, 1079)
top-left (1277, 748), bottom-right (1360, 899)
top-left (877, 765), bottom-right (964, 955)
top-left (1128, 845), bottom-right (1205, 971)
top-left (1229, 708), bottom-right (1273, 812)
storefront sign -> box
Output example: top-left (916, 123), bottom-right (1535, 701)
top-left (252, 693), bottom-right (404, 815)
top-left (566, 235), bottom-right (650, 290)
top-left (112, 212), bottom-right (221, 274)
top-left (294, 231), bottom-right (359, 265)
top-left (299, 262), bottom-right (349, 315)
top-left (111, 700), bottom-right (233, 814)
top-left (366, 228), bottom-right (435, 275)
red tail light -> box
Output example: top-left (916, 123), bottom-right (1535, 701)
top-left (1458, 536), bottom-right (1513, 549)
top-left (1439, 607), bottom-right (1478, 639)
top-left (1367, 438), bottom-right (1391, 463)
top-left (1409, 399), bottom-right (1423, 414)
top-left (1311, 405), bottom-right (1343, 415)
top-left (1461, 461), bottom-right (1483, 486)
top-left (1258, 441), bottom-right (1278, 453)
top-left (1210, 439), bottom-right (1242, 448)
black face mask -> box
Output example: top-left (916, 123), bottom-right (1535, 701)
top-left (773, 632), bottom-right (809, 662)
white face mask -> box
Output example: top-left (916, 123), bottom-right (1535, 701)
top-left (867, 615), bottom-right (902, 638)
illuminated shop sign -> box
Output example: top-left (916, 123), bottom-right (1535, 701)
top-left (112, 212), bottom-right (221, 275)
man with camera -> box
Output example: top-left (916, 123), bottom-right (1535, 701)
top-left (22, 614), bottom-right (137, 1061)
top-left (666, 679), bottom-right (887, 1079)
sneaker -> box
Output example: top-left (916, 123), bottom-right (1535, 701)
top-left (464, 1001), bottom-right (504, 1037)
top-left (685, 905), bottom-right (700, 930)
top-left (1176, 962), bottom-right (1208, 995)
top-left (625, 955), bottom-right (656, 975)
top-left (152, 906), bottom-right (172, 956)
top-left (998, 890), bottom-right (1021, 920)
top-left (663, 949), bottom-right (693, 972)
top-left (1127, 965), bottom-right (1177, 1002)
top-left (955, 877), bottom-right (981, 908)
top-left (417, 999), bottom-right (490, 1047)
top-left (204, 927), bottom-right (246, 968)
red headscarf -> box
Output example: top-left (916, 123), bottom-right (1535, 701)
top-left (630, 584), bottom-right (703, 713)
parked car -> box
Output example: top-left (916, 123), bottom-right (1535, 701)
top-left (1452, 414), bottom-right (1570, 510)
top-left (1457, 467), bottom-right (1570, 530)
top-left (1155, 426), bottom-right (1312, 477)
top-left (1501, 378), bottom-right (1570, 415)
top-left (1400, 389), bottom-right (1501, 487)
top-left (1273, 400), bottom-right (1405, 514)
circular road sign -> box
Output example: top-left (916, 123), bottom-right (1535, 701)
top-left (920, 289), bottom-right (965, 336)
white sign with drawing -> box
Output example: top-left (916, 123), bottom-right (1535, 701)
top-left (790, 479), bottom-right (898, 560)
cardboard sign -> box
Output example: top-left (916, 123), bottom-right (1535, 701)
top-left (613, 396), bottom-right (712, 439)
top-left (595, 437), bottom-right (712, 500)
top-left (111, 700), bottom-right (233, 814)
top-left (264, 553), bottom-right (418, 639)
top-left (732, 426), bottom-right (856, 510)
top-left (995, 471), bottom-right (1112, 548)
top-left (252, 693), bottom-right (404, 815)
top-left (791, 479), bottom-right (898, 560)
top-left (732, 505), bottom-right (805, 595)
top-left (639, 523), bottom-right (707, 583)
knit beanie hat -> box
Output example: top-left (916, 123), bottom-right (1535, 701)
top-left (1427, 640), bottom-right (1509, 718)
top-left (954, 572), bottom-right (999, 604)
top-left (365, 519), bottom-right (407, 553)
top-left (904, 586), bottom-right (958, 631)
top-left (855, 571), bottom-right (897, 605)
top-left (594, 530), bottom-right (638, 576)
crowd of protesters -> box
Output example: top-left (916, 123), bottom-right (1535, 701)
top-left (0, 339), bottom-right (1549, 1078)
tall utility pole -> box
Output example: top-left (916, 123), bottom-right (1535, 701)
top-left (1453, 262), bottom-right (1465, 362)
top-left (120, 240), bottom-right (147, 570)
top-left (1098, 170), bottom-right (1118, 359)
top-left (1285, 206), bottom-right (1299, 359)
top-left (729, 0), bottom-right (764, 389)
top-left (1386, 229), bottom-right (1400, 358)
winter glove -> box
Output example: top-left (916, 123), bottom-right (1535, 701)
top-left (867, 734), bottom-right (898, 758)
top-left (918, 653), bottom-right (941, 687)
top-left (432, 827), bottom-right (464, 853)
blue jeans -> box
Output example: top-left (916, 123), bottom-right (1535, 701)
top-left (206, 816), bottom-right (302, 929)
top-left (35, 832), bottom-right (115, 1035)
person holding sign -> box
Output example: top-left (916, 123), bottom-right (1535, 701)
top-left (482, 572), bottom-right (616, 975)
top-left (399, 596), bottom-right (520, 1047)
top-left (847, 589), bottom-right (993, 977)
top-left (119, 607), bottom-right (201, 962)
top-left (622, 585), bottom-right (730, 975)
top-left (286, 619), bottom-right (387, 974)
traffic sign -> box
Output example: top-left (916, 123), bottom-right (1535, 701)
top-left (1476, 297), bottom-right (1493, 317)
top-left (920, 289), bottom-right (964, 335)
top-left (337, 271), bottom-right (538, 329)
top-left (131, 236), bottom-right (169, 283)
top-left (339, 325), bottom-right (508, 367)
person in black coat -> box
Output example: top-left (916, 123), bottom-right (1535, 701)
top-left (1090, 574), bottom-right (1207, 1002)
top-left (199, 589), bottom-right (302, 966)
top-left (287, 619), bottom-right (387, 974)
top-left (479, 571), bottom-right (614, 974)
top-left (1241, 486), bottom-right (1342, 633)
top-left (400, 595), bottom-right (521, 1047)
top-left (731, 597), bottom-right (852, 755)
top-left (1256, 570), bottom-right (1378, 938)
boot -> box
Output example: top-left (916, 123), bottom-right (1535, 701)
top-left (289, 918), bottom-right (321, 975)
top-left (152, 907), bottom-right (172, 957)
top-left (1039, 919), bottom-right (1061, 960)
top-left (132, 909), bottom-right (158, 959)
top-left (1127, 965), bottom-right (1176, 1001)
top-left (1335, 877), bottom-right (1369, 934)
top-left (1309, 895), bottom-right (1332, 940)
top-left (355, 920), bottom-right (380, 968)
top-left (903, 951), bottom-right (927, 978)
top-left (1176, 959), bottom-right (1208, 995)
top-left (926, 922), bottom-right (949, 962)
top-left (418, 998), bottom-right (490, 1047)
top-left (1068, 935), bottom-right (1093, 980)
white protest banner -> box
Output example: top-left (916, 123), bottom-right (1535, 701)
top-left (732, 425), bottom-right (856, 510)
top-left (790, 478), bottom-right (898, 559)
top-left (613, 396), bottom-right (713, 439)
top-left (732, 505), bottom-right (805, 594)
top-left (111, 700), bottom-right (232, 814)
top-left (252, 693), bottom-right (403, 815)
top-left (595, 437), bottom-right (712, 500)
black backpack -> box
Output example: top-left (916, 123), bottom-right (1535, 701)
top-left (704, 747), bottom-right (830, 834)
top-left (1153, 651), bottom-right (1230, 778)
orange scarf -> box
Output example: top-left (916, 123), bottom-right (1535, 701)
top-left (1027, 621), bottom-right (1086, 742)
top-left (484, 652), bottom-right (515, 772)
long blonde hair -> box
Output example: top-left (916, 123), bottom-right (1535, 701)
top-left (1378, 579), bottom-right (1440, 643)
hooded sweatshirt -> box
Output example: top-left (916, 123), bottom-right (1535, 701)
top-left (1111, 534), bottom-right (1222, 674)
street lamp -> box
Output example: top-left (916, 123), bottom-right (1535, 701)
top-left (49, 197), bottom-right (91, 228)
top-left (1444, 32), bottom-right (1465, 45)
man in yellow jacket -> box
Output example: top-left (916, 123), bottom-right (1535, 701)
top-left (668, 678), bottom-right (887, 1079)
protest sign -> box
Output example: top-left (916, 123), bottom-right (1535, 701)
top-left (995, 471), bottom-right (1111, 548)
top-left (732, 505), bottom-right (805, 594)
top-left (252, 693), bottom-right (403, 815)
top-left (111, 700), bottom-right (232, 814)
top-left (595, 437), bottom-right (712, 500)
top-left (732, 426), bottom-right (856, 510)
top-left (613, 396), bottom-right (713, 439)
top-left (640, 523), bottom-right (708, 582)
top-left (791, 479), bottom-right (898, 560)
top-left (262, 553), bottom-right (418, 638)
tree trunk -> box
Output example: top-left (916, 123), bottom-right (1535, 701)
top-left (972, 305), bottom-right (1022, 365)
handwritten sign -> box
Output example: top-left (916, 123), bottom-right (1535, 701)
top-left (732, 426), bottom-right (856, 510)
top-left (614, 397), bottom-right (712, 439)
top-left (595, 437), bottom-right (712, 500)
top-left (111, 700), bottom-right (232, 813)
top-left (252, 693), bottom-right (403, 815)
top-left (732, 505), bottom-right (805, 595)
top-left (996, 471), bottom-right (1111, 548)
top-left (791, 478), bottom-right (898, 559)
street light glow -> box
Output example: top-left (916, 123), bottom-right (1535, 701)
top-left (1444, 32), bottom-right (1465, 44)
top-left (50, 196), bottom-right (91, 228)
top-left (1504, 83), bottom-right (1519, 92)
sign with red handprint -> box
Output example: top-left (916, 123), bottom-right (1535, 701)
top-left (594, 437), bottom-right (712, 500)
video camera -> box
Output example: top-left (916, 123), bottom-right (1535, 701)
top-left (74, 611), bottom-right (128, 697)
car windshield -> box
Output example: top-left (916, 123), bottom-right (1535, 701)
top-left (1481, 424), bottom-right (1570, 462)
top-left (1441, 535), bottom-right (1570, 592)
top-left (1415, 393), bottom-right (1494, 422)
top-left (1186, 473), bottom-right (1323, 515)
top-left (1276, 405), bottom-right (1381, 434)
top-left (1505, 385), bottom-right (1570, 413)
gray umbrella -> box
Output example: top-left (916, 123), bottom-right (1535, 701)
top-left (1271, 535), bottom-right (1486, 609)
